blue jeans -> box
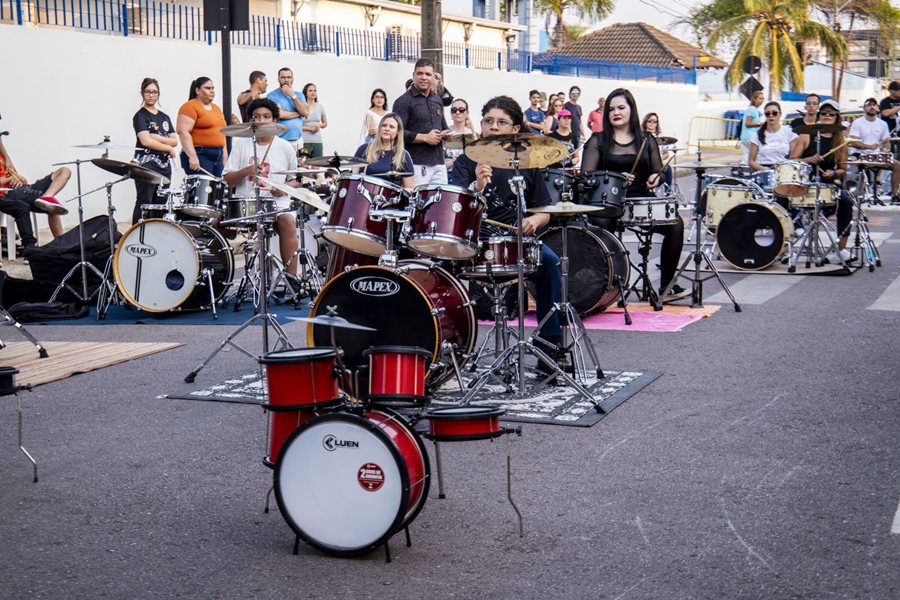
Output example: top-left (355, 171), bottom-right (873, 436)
top-left (181, 147), bottom-right (224, 177)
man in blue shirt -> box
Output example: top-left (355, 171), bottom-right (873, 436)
top-left (266, 67), bottom-right (309, 155)
top-left (524, 89), bottom-right (546, 135)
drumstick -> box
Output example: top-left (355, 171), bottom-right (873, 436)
top-left (197, 165), bottom-right (216, 178)
top-left (822, 139), bottom-right (850, 158)
top-left (630, 136), bottom-right (647, 175)
top-left (652, 155), bottom-right (674, 183)
top-left (484, 218), bottom-right (519, 232)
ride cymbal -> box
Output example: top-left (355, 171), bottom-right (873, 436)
top-left (464, 134), bottom-right (567, 169)
top-left (443, 132), bottom-right (479, 150)
top-left (220, 122), bottom-right (288, 138)
top-left (306, 154), bottom-right (368, 169)
top-left (656, 136), bottom-right (678, 146)
top-left (91, 158), bottom-right (169, 184)
top-left (527, 202), bottom-right (606, 215)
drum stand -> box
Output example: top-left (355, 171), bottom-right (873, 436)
top-left (467, 277), bottom-right (519, 387)
top-left (846, 166), bottom-right (881, 272)
top-left (0, 305), bottom-right (49, 358)
top-left (185, 134), bottom-right (292, 383)
top-left (661, 165), bottom-right (741, 311)
top-left (461, 161), bottom-right (602, 410)
top-left (267, 203), bottom-right (324, 307)
top-left (620, 226), bottom-right (662, 311)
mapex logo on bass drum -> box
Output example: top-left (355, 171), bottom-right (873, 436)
top-left (125, 243), bottom-right (157, 258)
top-left (323, 434), bottom-right (360, 451)
top-left (350, 277), bottom-right (400, 296)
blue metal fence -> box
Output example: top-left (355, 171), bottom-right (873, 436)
top-left (0, 0), bottom-right (696, 83)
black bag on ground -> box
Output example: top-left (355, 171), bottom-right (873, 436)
top-left (6, 300), bottom-right (89, 322)
top-left (0, 270), bottom-right (76, 306)
top-left (27, 215), bottom-right (121, 297)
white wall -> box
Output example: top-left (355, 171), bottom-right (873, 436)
top-left (1, 25), bottom-right (698, 231)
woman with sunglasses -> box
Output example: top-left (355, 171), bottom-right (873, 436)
top-left (132, 77), bottom-right (178, 224)
top-left (789, 99), bottom-right (853, 262)
top-left (450, 95), bottom-right (563, 375)
top-left (444, 99), bottom-right (477, 172)
top-left (642, 112), bottom-right (673, 190)
top-left (544, 97), bottom-right (564, 134)
top-left (749, 101), bottom-right (796, 190)
top-left (582, 88), bottom-right (686, 299)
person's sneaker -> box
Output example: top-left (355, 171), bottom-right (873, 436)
top-left (34, 196), bottom-right (69, 215)
top-left (660, 284), bottom-right (689, 299)
top-left (837, 249), bottom-right (853, 262)
top-left (891, 195), bottom-right (900, 205)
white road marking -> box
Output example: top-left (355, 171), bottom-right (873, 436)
top-left (868, 271), bottom-right (900, 311)
top-left (891, 498), bottom-right (900, 534)
top-left (705, 274), bottom-right (805, 305)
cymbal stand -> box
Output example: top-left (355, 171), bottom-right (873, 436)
top-left (620, 226), bottom-right (662, 311)
top-left (80, 178), bottom-right (131, 320)
top-left (661, 156), bottom-right (741, 311)
top-left (266, 201), bottom-right (324, 308)
top-left (467, 276), bottom-right (518, 389)
top-left (846, 165), bottom-right (881, 272)
top-left (461, 156), bottom-right (602, 410)
top-left (787, 133), bottom-right (848, 272)
top-left (185, 129), bottom-right (292, 383)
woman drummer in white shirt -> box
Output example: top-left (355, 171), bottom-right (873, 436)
top-left (748, 101), bottom-right (799, 221)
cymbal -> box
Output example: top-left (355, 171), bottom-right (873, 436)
top-left (889, 138), bottom-right (900, 143)
top-left (464, 134), bottom-right (567, 169)
top-left (443, 132), bottom-right (479, 150)
top-left (369, 170), bottom-right (412, 178)
top-left (273, 168), bottom-right (328, 176)
top-left (527, 202), bottom-right (606, 215)
top-left (289, 315), bottom-right (377, 331)
top-left (674, 160), bottom-right (730, 171)
top-left (256, 176), bottom-right (331, 213)
top-left (792, 122), bottom-right (846, 135)
top-left (656, 136), bottom-right (678, 146)
top-left (306, 154), bottom-right (368, 169)
top-left (90, 158), bottom-right (169, 184)
top-left (220, 122), bottom-right (288, 138)
top-left (74, 140), bottom-right (139, 151)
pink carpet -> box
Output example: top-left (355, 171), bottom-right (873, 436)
top-left (479, 309), bottom-right (704, 333)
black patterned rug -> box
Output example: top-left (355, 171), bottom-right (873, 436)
top-left (164, 368), bottom-right (660, 428)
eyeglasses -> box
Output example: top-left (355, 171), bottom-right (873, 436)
top-left (818, 110), bottom-right (838, 117)
top-left (570, 91), bottom-right (580, 96)
top-left (143, 90), bottom-right (160, 96)
top-left (482, 117), bottom-right (513, 128)
top-left (450, 107), bottom-right (467, 114)
top-left (764, 111), bottom-right (780, 117)
top-left (646, 119), bottom-right (658, 123)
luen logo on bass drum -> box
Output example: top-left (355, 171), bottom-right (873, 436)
top-left (350, 277), bottom-right (400, 297)
top-left (126, 243), bottom-right (157, 258)
top-left (323, 433), bottom-right (360, 451)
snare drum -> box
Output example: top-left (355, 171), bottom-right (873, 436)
top-left (322, 173), bottom-right (407, 256)
top-left (420, 406), bottom-right (507, 442)
top-left (461, 236), bottom-right (542, 279)
top-left (113, 219), bottom-right (234, 311)
top-left (859, 151), bottom-right (893, 167)
top-left (543, 168), bottom-right (579, 204)
top-left (538, 226), bottom-right (629, 316)
top-left (406, 184), bottom-right (484, 260)
top-left (716, 202), bottom-right (794, 270)
top-left (579, 171), bottom-right (628, 218)
top-left (181, 175), bottom-right (227, 218)
top-left (223, 197), bottom-right (278, 225)
top-left (702, 178), bottom-right (763, 228)
top-left (773, 160), bottom-right (810, 197)
top-left (274, 407), bottom-right (430, 557)
top-left (620, 196), bottom-right (680, 227)
top-left (792, 183), bottom-right (836, 209)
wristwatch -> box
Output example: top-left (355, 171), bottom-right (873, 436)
top-left (291, 95), bottom-right (298, 100)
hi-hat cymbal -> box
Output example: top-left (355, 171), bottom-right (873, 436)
top-left (273, 168), bottom-right (328, 176)
top-left (74, 140), bottom-right (139, 151)
top-left (464, 134), bottom-right (567, 169)
top-left (527, 202), bottom-right (606, 215)
top-left (91, 158), bottom-right (169, 184)
top-left (289, 315), bottom-right (377, 331)
top-left (220, 122), bottom-right (288, 138)
top-left (792, 122), bottom-right (846, 135)
top-left (656, 136), bottom-right (678, 146)
top-left (256, 176), bottom-right (330, 213)
top-left (306, 154), bottom-right (368, 169)
top-left (674, 160), bottom-right (730, 171)
top-left (443, 132), bottom-right (479, 150)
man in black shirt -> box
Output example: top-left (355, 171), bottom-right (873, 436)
top-left (564, 85), bottom-right (585, 144)
top-left (392, 57), bottom-right (451, 186)
top-left (790, 93), bottom-right (820, 132)
top-left (880, 81), bottom-right (900, 156)
top-left (236, 71), bottom-right (267, 123)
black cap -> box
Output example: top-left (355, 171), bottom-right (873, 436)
top-left (889, 81), bottom-right (900, 91)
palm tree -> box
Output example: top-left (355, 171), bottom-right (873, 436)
top-left (534, 0), bottom-right (616, 48)
top-left (705, 0), bottom-right (848, 98)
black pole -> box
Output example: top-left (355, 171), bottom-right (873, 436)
top-left (220, 2), bottom-right (233, 152)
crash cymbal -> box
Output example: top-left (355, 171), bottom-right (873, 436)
top-left (792, 122), bottom-right (846, 135)
top-left (74, 140), bottom-right (139, 151)
top-left (443, 132), bottom-right (479, 150)
top-left (289, 315), bottom-right (377, 331)
top-left (527, 202), bottom-right (606, 215)
top-left (273, 168), bottom-right (328, 176)
top-left (256, 176), bottom-right (331, 213)
top-left (369, 170), bottom-right (413, 178)
top-left (655, 136), bottom-right (678, 146)
top-left (306, 153), bottom-right (368, 169)
top-left (464, 134), bottom-right (567, 169)
top-left (674, 160), bottom-right (730, 171)
top-left (220, 122), bottom-right (288, 138)
top-left (91, 158), bottom-right (169, 184)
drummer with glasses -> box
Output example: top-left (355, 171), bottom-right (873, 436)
top-left (223, 98), bottom-right (302, 279)
top-left (789, 99), bottom-right (854, 262)
top-left (449, 95), bottom-right (563, 370)
top-left (748, 102), bottom-right (801, 224)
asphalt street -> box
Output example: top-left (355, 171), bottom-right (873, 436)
top-left (1, 168), bottom-right (899, 599)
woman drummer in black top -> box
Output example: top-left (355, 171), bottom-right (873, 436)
top-left (581, 88), bottom-right (686, 297)
top-left (789, 99), bottom-right (853, 262)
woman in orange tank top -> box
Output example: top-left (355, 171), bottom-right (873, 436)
top-left (176, 76), bottom-right (228, 176)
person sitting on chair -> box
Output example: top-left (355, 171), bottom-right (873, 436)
top-left (0, 134), bottom-right (68, 254)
